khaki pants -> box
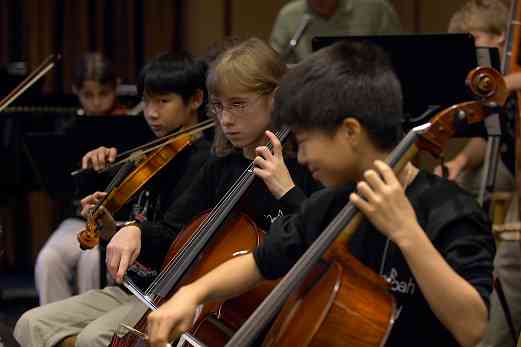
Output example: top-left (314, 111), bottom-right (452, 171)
top-left (35, 218), bottom-right (100, 305)
top-left (14, 286), bottom-right (145, 347)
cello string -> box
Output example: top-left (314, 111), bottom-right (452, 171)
top-left (147, 128), bottom-right (289, 294)
top-left (152, 127), bottom-right (288, 284)
top-left (148, 127), bottom-right (288, 291)
top-left (147, 129), bottom-right (289, 291)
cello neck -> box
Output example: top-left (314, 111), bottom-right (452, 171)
top-left (147, 127), bottom-right (291, 297)
top-left (224, 125), bottom-right (427, 347)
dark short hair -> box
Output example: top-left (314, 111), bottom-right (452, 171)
top-left (73, 52), bottom-right (117, 89)
top-left (137, 52), bottom-right (208, 117)
top-left (272, 41), bottom-right (403, 150)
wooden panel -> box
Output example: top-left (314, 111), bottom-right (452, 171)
top-left (62, 0), bottom-right (90, 92)
top-left (181, 0), bottom-right (226, 57)
top-left (418, 0), bottom-right (467, 33)
top-left (143, 0), bottom-right (177, 60)
top-left (230, 0), bottom-right (288, 41)
top-left (110, 0), bottom-right (138, 83)
top-left (23, 0), bottom-right (57, 93)
top-left (390, 0), bottom-right (418, 33)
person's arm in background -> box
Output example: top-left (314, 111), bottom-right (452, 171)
top-left (269, 7), bottom-right (292, 55)
top-left (434, 137), bottom-right (487, 180)
top-left (504, 72), bottom-right (521, 92)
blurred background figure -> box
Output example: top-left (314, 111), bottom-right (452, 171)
top-left (270, 0), bottom-right (401, 63)
top-left (34, 52), bottom-right (127, 306)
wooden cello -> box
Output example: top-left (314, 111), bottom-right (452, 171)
top-left (217, 66), bottom-right (509, 347)
top-left (110, 128), bottom-right (291, 347)
top-left (76, 119), bottom-right (214, 249)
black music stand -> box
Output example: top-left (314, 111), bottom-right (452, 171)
top-left (312, 33), bottom-right (485, 136)
top-left (23, 115), bottom-right (155, 195)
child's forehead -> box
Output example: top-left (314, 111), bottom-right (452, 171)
top-left (211, 84), bottom-right (255, 100)
top-left (78, 80), bottom-right (115, 93)
top-left (143, 90), bottom-right (180, 98)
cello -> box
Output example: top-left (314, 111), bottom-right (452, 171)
top-left (110, 128), bottom-right (291, 346)
top-left (219, 66), bottom-right (508, 347)
top-left (117, 66), bottom-right (508, 347)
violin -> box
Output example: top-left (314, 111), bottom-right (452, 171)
top-left (221, 66), bottom-right (508, 347)
top-left (76, 119), bottom-right (214, 249)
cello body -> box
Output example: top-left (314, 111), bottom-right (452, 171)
top-left (110, 212), bottom-right (276, 347)
top-left (262, 244), bottom-right (395, 347)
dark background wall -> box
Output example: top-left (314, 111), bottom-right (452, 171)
top-left (0, 0), bottom-right (511, 272)
top-left (0, 0), bottom-right (503, 94)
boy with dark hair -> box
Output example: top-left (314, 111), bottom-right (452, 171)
top-left (146, 41), bottom-right (495, 347)
top-left (15, 51), bottom-right (212, 347)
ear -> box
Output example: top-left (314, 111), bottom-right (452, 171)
top-left (72, 85), bottom-right (79, 95)
top-left (340, 117), bottom-right (362, 147)
top-left (190, 89), bottom-right (204, 110)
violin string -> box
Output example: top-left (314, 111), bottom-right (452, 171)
top-left (147, 128), bottom-right (289, 294)
top-left (148, 128), bottom-right (289, 291)
top-left (98, 122), bottom-right (215, 175)
top-left (70, 120), bottom-right (214, 177)
top-left (84, 122), bottom-right (213, 224)
top-left (111, 119), bottom-right (214, 163)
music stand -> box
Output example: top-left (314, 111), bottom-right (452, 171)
top-left (23, 115), bottom-right (155, 196)
top-left (312, 33), bottom-right (484, 137)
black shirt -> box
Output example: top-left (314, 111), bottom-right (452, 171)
top-left (254, 170), bottom-right (495, 347)
top-left (124, 137), bottom-right (211, 285)
top-left (138, 151), bottom-right (322, 271)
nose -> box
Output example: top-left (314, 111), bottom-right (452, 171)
top-left (218, 109), bottom-right (234, 127)
top-left (92, 96), bottom-right (102, 107)
top-left (145, 103), bottom-right (159, 119)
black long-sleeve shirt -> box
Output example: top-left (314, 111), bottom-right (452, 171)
top-left (254, 170), bottom-right (495, 347)
top-left (138, 151), bottom-right (322, 270)
top-left (124, 137), bottom-right (210, 286)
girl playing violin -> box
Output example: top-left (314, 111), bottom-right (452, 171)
top-left (34, 52), bottom-right (127, 308)
top-left (73, 52), bottom-right (127, 116)
top-left (146, 41), bottom-right (495, 347)
top-left (15, 51), bottom-right (211, 347)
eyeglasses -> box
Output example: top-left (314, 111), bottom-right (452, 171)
top-left (208, 95), bottom-right (263, 116)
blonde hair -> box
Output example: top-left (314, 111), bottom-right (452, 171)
top-left (448, 0), bottom-right (508, 35)
top-left (207, 37), bottom-right (287, 156)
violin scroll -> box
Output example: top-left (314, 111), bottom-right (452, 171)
top-left (77, 215), bottom-right (100, 250)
